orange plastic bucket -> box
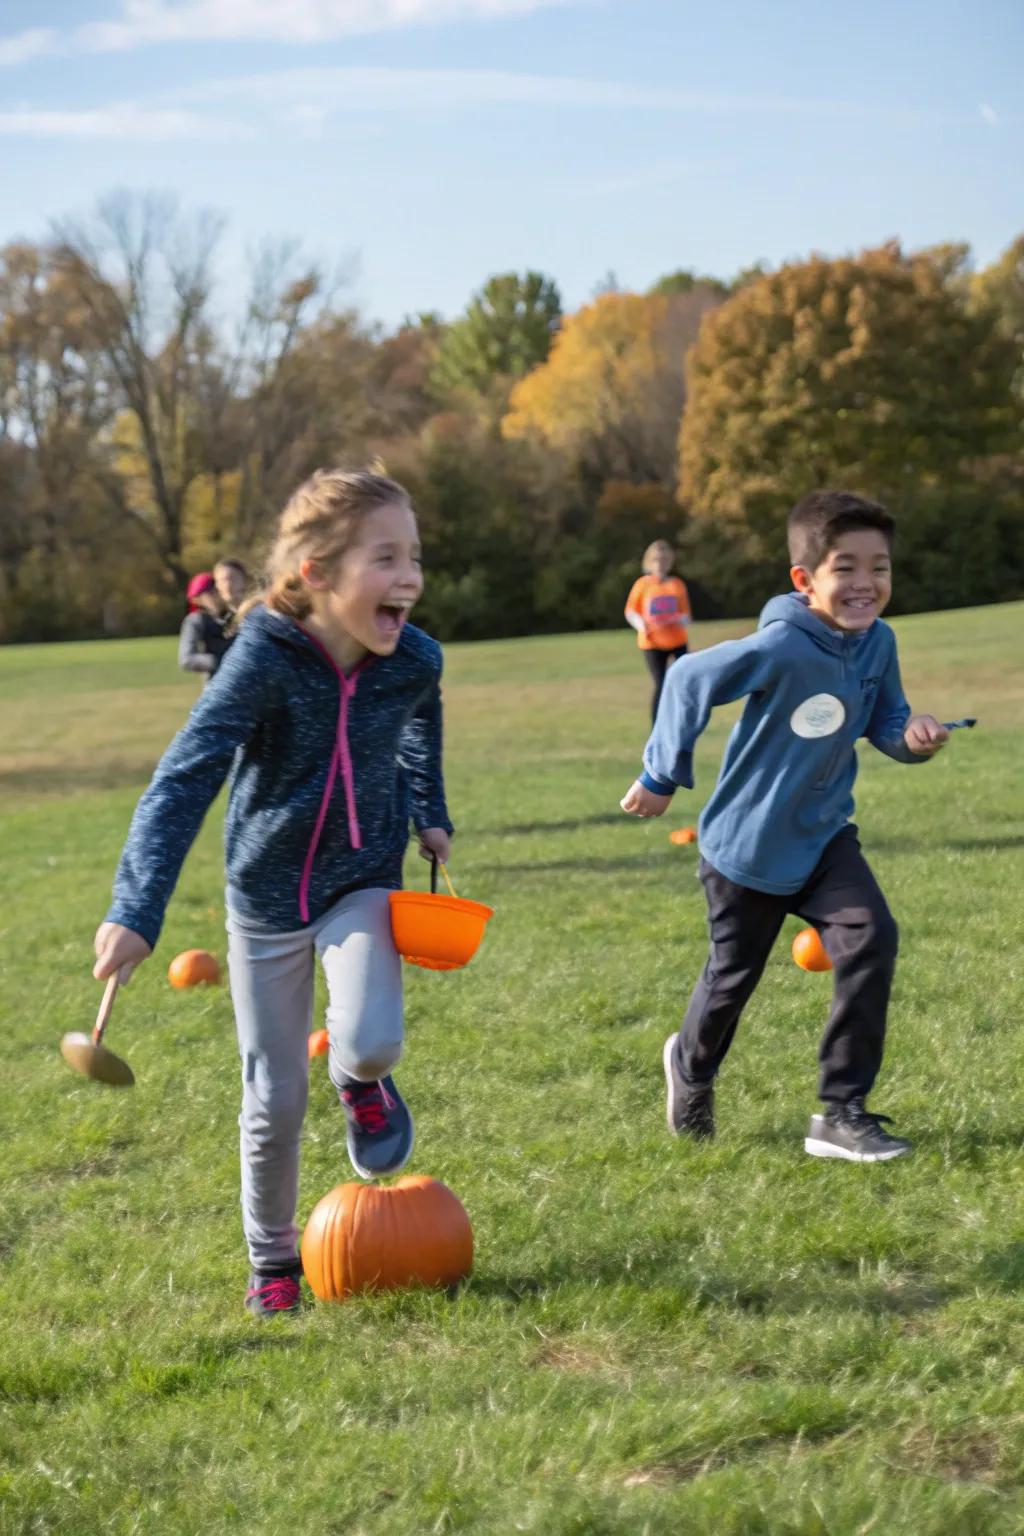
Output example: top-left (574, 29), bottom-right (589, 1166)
top-left (388, 860), bottom-right (494, 971)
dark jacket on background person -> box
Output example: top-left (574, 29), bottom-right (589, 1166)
top-left (178, 610), bottom-right (233, 680)
top-left (109, 605), bottom-right (453, 947)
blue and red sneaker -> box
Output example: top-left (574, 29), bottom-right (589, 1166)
top-left (338, 1074), bottom-right (414, 1180)
top-left (245, 1263), bottom-right (303, 1319)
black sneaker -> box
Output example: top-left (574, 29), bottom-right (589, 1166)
top-left (245, 1263), bottom-right (303, 1318)
top-left (338, 1074), bottom-right (415, 1180)
top-left (805, 1100), bottom-right (912, 1163)
top-left (663, 1034), bottom-right (715, 1140)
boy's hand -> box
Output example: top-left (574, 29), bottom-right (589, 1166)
top-left (620, 780), bottom-right (673, 818)
top-left (418, 827), bottom-right (452, 865)
top-left (904, 715), bottom-right (950, 757)
top-left (93, 922), bottom-right (152, 983)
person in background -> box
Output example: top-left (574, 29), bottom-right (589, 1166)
top-left (214, 558), bottom-right (248, 618)
top-left (624, 541), bottom-right (691, 723)
top-left (178, 571), bottom-right (232, 682)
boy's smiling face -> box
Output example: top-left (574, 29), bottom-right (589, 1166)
top-left (791, 528), bottom-right (893, 632)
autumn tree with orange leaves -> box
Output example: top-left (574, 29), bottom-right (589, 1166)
top-left (678, 243), bottom-right (1020, 554)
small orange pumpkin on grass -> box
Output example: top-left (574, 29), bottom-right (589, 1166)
top-left (167, 949), bottom-right (220, 988)
top-left (791, 927), bottom-right (832, 973)
top-left (669, 827), bottom-right (698, 846)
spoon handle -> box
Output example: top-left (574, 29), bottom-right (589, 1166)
top-left (92, 974), bottom-right (119, 1045)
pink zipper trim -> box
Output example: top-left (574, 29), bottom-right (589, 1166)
top-left (337, 673), bottom-right (362, 851)
top-left (296, 628), bottom-right (368, 923)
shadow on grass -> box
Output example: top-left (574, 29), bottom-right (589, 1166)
top-left (872, 833), bottom-right (1024, 854)
top-left (481, 812), bottom-right (627, 837)
top-left (481, 852), bottom-right (683, 876)
top-left (194, 1331), bottom-right (306, 1361)
top-left (0, 760), bottom-right (156, 797)
top-left (469, 1255), bottom-right (954, 1318)
top-left (978, 1244), bottom-right (1024, 1292)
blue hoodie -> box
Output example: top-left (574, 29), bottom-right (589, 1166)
top-left (639, 593), bottom-right (925, 894)
top-left (107, 606), bottom-right (453, 947)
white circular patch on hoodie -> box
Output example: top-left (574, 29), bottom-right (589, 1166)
top-left (791, 693), bottom-right (845, 738)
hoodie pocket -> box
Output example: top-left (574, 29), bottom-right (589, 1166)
top-left (812, 736), bottom-right (848, 791)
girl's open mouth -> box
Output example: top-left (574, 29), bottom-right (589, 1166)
top-left (376, 604), bottom-right (407, 635)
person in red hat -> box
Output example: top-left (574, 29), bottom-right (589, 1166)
top-left (178, 571), bottom-right (233, 682)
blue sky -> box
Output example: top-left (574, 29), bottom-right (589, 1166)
top-left (0, 0), bottom-right (1020, 327)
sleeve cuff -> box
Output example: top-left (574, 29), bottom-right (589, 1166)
top-left (105, 905), bottom-right (162, 951)
top-left (639, 769), bottom-right (676, 796)
top-left (412, 809), bottom-right (455, 836)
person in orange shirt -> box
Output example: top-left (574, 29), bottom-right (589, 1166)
top-left (625, 540), bottom-right (691, 722)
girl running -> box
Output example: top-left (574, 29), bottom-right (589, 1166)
top-left (93, 469), bottom-right (453, 1317)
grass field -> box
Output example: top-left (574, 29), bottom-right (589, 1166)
top-left (2, 602), bottom-right (1023, 1535)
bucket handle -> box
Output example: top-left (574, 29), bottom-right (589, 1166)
top-left (429, 854), bottom-right (459, 898)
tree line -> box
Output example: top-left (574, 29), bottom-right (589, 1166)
top-left (1, 191), bottom-right (1021, 644)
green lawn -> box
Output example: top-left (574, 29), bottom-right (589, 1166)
top-left (2, 604), bottom-right (1023, 1535)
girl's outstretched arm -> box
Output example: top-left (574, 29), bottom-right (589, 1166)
top-left (105, 625), bottom-right (280, 951)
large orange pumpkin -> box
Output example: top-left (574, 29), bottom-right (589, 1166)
top-left (167, 949), bottom-right (220, 988)
top-left (791, 927), bottom-right (832, 973)
top-left (301, 1175), bottom-right (473, 1302)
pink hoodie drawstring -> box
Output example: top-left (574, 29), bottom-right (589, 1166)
top-left (296, 634), bottom-right (367, 923)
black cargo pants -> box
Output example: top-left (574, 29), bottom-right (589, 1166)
top-left (672, 826), bottom-right (899, 1104)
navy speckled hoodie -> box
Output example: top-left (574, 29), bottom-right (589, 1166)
top-left (107, 606), bottom-right (453, 947)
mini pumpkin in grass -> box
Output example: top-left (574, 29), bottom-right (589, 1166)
top-left (669, 827), bottom-right (697, 846)
top-left (791, 927), bottom-right (832, 973)
top-left (307, 1028), bottom-right (329, 1060)
top-left (301, 1176), bottom-right (473, 1302)
top-left (167, 949), bottom-right (220, 988)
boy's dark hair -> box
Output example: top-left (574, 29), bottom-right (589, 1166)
top-left (787, 490), bottom-right (895, 570)
top-left (215, 557), bottom-right (248, 575)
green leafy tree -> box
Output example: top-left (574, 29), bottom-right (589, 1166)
top-left (972, 234), bottom-right (1024, 404)
top-left (430, 271), bottom-right (561, 404)
top-left (649, 269), bottom-right (728, 299)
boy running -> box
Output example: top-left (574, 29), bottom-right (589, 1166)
top-left (620, 490), bottom-right (949, 1162)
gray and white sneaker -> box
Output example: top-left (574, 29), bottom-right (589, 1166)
top-left (805, 1099), bottom-right (912, 1162)
top-left (663, 1034), bottom-right (715, 1140)
top-left (338, 1075), bottom-right (415, 1180)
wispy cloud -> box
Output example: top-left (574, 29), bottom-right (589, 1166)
top-left (0, 27), bottom-right (61, 66)
top-left (0, 104), bottom-right (249, 140)
top-left (174, 65), bottom-right (955, 126)
top-left (0, 64), bottom-right (964, 144)
top-left (979, 102), bottom-right (998, 125)
top-left (0, 0), bottom-right (579, 59)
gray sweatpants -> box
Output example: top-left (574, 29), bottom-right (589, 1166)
top-left (226, 886), bottom-right (404, 1270)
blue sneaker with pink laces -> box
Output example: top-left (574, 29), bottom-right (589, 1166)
top-left (338, 1074), bottom-right (415, 1180)
top-left (245, 1263), bottom-right (303, 1318)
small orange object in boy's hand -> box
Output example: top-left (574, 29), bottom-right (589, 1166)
top-left (669, 827), bottom-right (698, 845)
top-left (308, 1028), bottom-right (329, 1059)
